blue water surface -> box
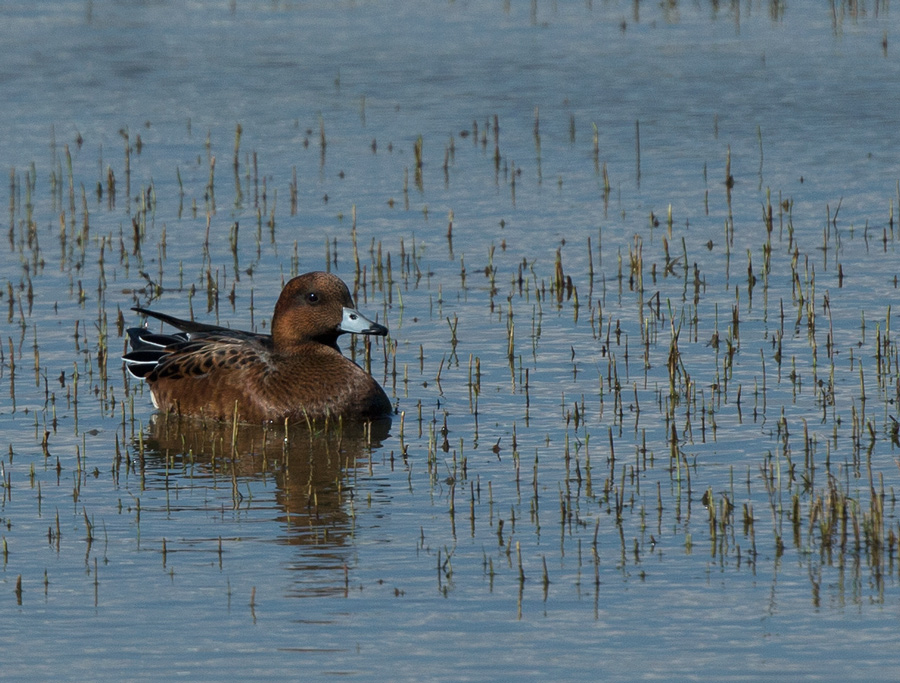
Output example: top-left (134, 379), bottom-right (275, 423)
top-left (2, 1), bottom-right (900, 680)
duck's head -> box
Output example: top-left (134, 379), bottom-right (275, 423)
top-left (272, 271), bottom-right (387, 351)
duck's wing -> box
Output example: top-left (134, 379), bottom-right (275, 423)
top-left (124, 330), bottom-right (276, 379)
top-left (124, 308), bottom-right (273, 380)
top-left (127, 333), bottom-right (283, 421)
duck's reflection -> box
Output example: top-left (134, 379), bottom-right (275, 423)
top-left (137, 414), bottom-right (392, 596)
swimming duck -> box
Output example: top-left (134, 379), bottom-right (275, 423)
top-left (123, 272), bottom-right (392, 423)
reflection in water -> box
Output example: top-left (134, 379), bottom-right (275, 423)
top-left (137, 414), bottom-right (392, 596)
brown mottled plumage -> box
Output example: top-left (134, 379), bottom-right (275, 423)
top-left (123, 272), bottom-right (392, 423)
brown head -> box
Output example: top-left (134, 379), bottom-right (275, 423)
top-left (271, 272), bottom-right (388, 352)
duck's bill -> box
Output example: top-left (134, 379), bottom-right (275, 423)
top-left (339, 307), bottom-right (388, 336)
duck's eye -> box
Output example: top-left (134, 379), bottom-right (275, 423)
top-left (306, 292), bottom-right (319, 305)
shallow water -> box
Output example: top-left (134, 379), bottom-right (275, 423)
top-left (3, 1), bottom-right (900, 680)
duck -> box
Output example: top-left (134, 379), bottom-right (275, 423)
top-left (123, 271), bottom-right (392, 423)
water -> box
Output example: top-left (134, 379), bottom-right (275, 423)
top-left (3, 1), bottom-right (900, 679)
